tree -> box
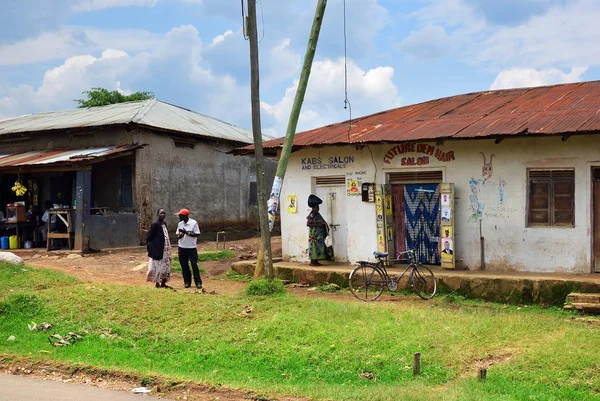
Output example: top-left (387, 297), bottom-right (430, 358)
top-left (75, 87), bottom-right (154, 108)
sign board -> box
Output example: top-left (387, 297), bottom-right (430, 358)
top-left (439, 183), bottom-right (455, 269)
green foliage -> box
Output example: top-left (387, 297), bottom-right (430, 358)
top-left (75, 87), bottom-right (154, 108)
top-left (140, 376), bottom-right (154, 386)
top-left (318, 283), bottom-right (341, 292)
top-left (198, 249), bottom-right (236, 262)
top-left (225, 269), bottom-right (252, 282)
top-left (245, 278), bottom-right (286, 296)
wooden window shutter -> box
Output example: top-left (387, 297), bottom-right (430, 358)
top-left (527, 170), bottom-right (574, 227)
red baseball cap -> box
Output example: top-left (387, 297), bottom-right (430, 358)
top-left (176, 208), bottom-right (190, 216)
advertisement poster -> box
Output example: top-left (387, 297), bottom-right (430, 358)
top-left (442, 193), bottom-right (450, 206)
top-left (375, 195), bottom-right (383, 222)
top-left (267, 176), bottom-right (283, 231)
top-left (441, 238), bottom-right (454, 260)
top-left (347, 179), bottom-right (360, 195)
top-left (385, 195), bottom-right (393, 215)
top-left (442, 205), bottom-right (451, 222)
top-left (287, 195), bottom-right (297, 213)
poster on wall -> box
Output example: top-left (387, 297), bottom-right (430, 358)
top-left (287, 195), bottom-right (297, 213)
top-left (385, 195), bottom-right (393, 216)
top-left (375, 195), bottom-right (384, 222)
top-left (439, 183), bottom-right (455, 269)
top-left (346, 171), bottom-right (367, 196)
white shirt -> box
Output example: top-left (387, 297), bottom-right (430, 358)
top-left (42, 210), bottom-right (57, 224)
top-left (177, 218), bottom-right (200, 249)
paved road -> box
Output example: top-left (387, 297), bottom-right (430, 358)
top-left (0, 374), bottom-right (155, 401)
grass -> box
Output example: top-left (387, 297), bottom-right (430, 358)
top-left (1, 261), bottom-right (600, 400)
top-left (171, 249), bottom-right (235, 273)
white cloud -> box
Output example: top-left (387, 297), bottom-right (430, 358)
top-left (261, 58), bottom-right (401, 137)
top-left (0, 25), bottom-right (251, 129)
top-left (398, 25), bottom-right (451, 60)
top-left (73, 0), bottom-right (158, 12)
top-left (211, 30), bottom-right (233, 46)
top-left (0, 27), bottom-right (162, 66)
top-left (477, 0), bottom-right (600, 69)
top-left (490, 67), bottom-right (588, 90)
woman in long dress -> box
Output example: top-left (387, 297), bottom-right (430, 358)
top-left (146, 208), bottom-right (172, 288)
top-left (307, 195), bottom-right (332, 266)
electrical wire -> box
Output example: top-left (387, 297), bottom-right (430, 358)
top-left (367, 145), bottom-right (378, 184)
top-left (343, 0), bottom-right (352, 143)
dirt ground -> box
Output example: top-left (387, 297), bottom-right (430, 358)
top-left (14, 236), bottom-right (284, 296)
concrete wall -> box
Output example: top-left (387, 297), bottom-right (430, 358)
top-left (280, 135), bottom-right (600, 274)
top-left (132, 128), bottom-right (276, 238)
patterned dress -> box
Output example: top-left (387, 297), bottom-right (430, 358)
top-left (146, 225), bottom-right (172, 284)
top-left (307, 212), bottom-right (327, 261)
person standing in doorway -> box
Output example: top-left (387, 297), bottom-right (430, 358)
top-left (146, 208), bottom-right (172, 288)
top-left (176, 208), bottom-right (202, 289)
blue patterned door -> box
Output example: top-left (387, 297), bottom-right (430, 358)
top-left (404, 184), bottom-right (440, 264)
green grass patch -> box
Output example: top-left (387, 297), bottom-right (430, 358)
top-left (1, 263), bottom-right (600, 401)
top-left (198, 249), bottom-right (236, 262)
top-left (319, 283), bottom-right (341, 292)
top-left (225, 269), bottom-right (252, 282)
top-left (245, 278), bottom-right (286, 296)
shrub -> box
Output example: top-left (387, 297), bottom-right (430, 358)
top-left (245, 278), bottom-right (286, 296)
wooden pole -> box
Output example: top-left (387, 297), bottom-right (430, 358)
top-left (247, 0), bottom-right (273, 279)
top-left (478, 367), bottom-right (487, 381)
top-left (255, 0), bottom-right (328, 277)
top-left (413, 352), bottom-right (421, 376)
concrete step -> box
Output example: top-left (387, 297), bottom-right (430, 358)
top-left (564, 303), bottom-right (600, 314)
top-left (566, 293), bottom-right (600, 303)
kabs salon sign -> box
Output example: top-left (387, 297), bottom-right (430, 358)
top-left (383, 143), bottom-right (455, 165)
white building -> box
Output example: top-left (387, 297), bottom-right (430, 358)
top-left (246, 81), bottom-right (600, 274)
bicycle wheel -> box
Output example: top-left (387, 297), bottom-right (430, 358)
top-left (349, 264), bottom-right (386, 302)
top-left (410, 265), bottom-right (437, 300)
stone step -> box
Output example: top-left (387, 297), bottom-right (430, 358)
top-left (566, 293), bottom-right (600, 304)
top-left (563, 303), bottom-right (600, 314)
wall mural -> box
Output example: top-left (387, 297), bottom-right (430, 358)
top-left (468, 153), bottom-right (507, 222)
top-left (480, 153), bottom-right (495, 182)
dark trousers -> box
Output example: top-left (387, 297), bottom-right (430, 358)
top-left (178, 247), bottom-right (202, 286)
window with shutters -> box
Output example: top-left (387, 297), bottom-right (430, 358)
top-left (527, 170), bottom-right (574, 227)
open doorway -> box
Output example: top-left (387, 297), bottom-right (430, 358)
top-left (592, 167), bottom-right (600, 273)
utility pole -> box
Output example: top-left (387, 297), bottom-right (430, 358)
top-left (247, 0), bottom-right (273, 279)
top-left (255, 0), bottom-right (328, 277)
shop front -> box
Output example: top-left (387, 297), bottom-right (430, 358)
top-left (0, 145), bottom-right (142, 251)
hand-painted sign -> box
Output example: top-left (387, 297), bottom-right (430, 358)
top-left (301, 156), bottom-right (355, 170)
top-left (383, 143), bottom-right (455, 165)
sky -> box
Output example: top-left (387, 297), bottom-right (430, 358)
top-left (0, 0), bottom-right (599, 137)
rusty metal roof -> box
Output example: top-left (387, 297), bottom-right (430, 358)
top-left (0, 144), bottom-right (142, 169)
top-left (246, 81), bottom-right (600, 153)
top-left (0, 100), bottom-right (271, 144)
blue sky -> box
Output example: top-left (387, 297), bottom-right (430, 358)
top-left (0, 0), bottom-right (598, 137)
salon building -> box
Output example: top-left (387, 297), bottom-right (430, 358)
top-left (247, 80), bottom-right (600, 274)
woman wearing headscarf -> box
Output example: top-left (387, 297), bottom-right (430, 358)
top-left (146, 208), bottom-right (172, 288)
top-left (306, 194), bottom-right (330, 266)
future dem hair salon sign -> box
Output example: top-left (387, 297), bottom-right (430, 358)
top-left (383, 143), bottom-right (455, 166)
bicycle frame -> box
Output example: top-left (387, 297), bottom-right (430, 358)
top-left (373, 250), bottom-right (419, 288)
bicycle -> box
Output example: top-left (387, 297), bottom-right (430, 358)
top-left (349, 250), bottom-right (437, 302)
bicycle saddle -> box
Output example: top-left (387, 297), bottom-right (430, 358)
top-left (373, 251), bottom-right (388, 259)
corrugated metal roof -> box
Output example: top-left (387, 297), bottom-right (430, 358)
top-left (0, 100), bottom-right (270, 144)
top-left (243, 80), bottom-right (600, 152)
top-left (0, 144), bottom-right (142, 168)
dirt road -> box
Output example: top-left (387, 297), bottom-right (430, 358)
top-left (0, 374), bottom-right (152, 401)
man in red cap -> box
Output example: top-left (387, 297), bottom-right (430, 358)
top-left (176, 208), bottom-right (202, 289)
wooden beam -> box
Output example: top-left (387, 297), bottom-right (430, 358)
top-left (74, 170), bottom-right (92, 252)
top-left (495, 138), bottom-right (504, 144)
